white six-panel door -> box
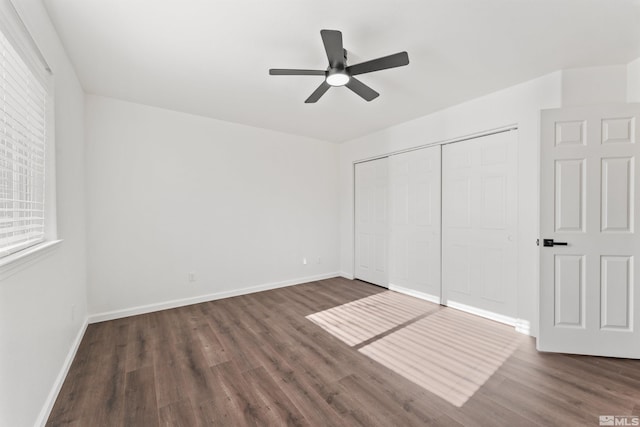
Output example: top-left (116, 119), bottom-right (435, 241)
top-left (389, 146), bottom-right (442, 301)
top-left (539, 104), bottom-right (640, 358)
top-left (355, 158), bottom-right (389, 287)
top-left (442, 131), bottom-right (518, 318)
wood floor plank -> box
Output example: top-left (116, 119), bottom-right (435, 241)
top-left (77, 321), bottom-right (129, 427)
top-left (513, 345), bottom-right (640, 410)
top-left (338, 373), bottom-right (428, 427)
top-left (47, 278), bottom-right (640, 427)
top-left (79, 372), bottom-right (126, 426)
top-left (455, 391), bottom-right (539, 427)
top-left (204, 300), bottom-right (263, 373)
top-left (125, 314), bottom-right (157, 373)
top-left (206, 360), bottom-right (262, 427)
top-left (45, 371), bottom-right (88, 425)
top-left (428, 414), bottom-right (466, 427)
top-left (158, 400), bottom-right (199, 427)
top-left (499, 353), bottom-right (633, 416)
top-left (154, 343), bottom-right (217, 408)
top-left (482, 374), bottom-right (594, 426)
top-left (242, 365), bottom-right (309, 426)
top-left (194, 321), bottom-right (230, 367)
top-left (357, 359), bottom-right (448, 422)
top-left (242, 332), bottom-right (347, 426)
top-left (123, 366), bottom-right (159, 427)
top-left (268, 367), bottom-right (348, 427)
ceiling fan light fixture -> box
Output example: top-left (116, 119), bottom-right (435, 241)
top-left (326, 70), bottom-right (350, 86)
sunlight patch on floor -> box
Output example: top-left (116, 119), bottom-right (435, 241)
top-left (359, 308), bottom-right (523, 407)
top-left (305, 291), bottom-right (438, 346)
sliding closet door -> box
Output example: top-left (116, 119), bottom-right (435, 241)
top-left (442, 131), bottom-right (518, 318)
top-left (354, 157), bottom-right (389, 287)
top-left (389, 146), bottom-right (441, 302)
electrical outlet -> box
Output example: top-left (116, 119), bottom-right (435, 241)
top-left (188, 272), bottom-right (196, 282)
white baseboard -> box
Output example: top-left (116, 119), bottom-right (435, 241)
top-left (385, 289), bottom-right (533, 336)
top-left (388, 284), bottom-right (441, 305)
top-left (36, 317), bottom-right (88, 427)
top-left (88, 272), bottom-right (340, 324)
top-left (445, 300), bottom-right (518, 328)
top-left (339, 271), bottom-right (354, 280)
top-left (514, 319), bottom-right (532, 336)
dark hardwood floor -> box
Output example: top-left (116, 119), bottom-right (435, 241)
top-left (47, 277), bottom-right (640, 426)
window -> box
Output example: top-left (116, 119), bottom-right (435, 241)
top-left (0, 0), bottom-right (53, 261)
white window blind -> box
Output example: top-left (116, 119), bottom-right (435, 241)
top-left (0, 26), bottom-right (47, 258)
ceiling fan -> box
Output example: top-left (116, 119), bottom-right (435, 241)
top-left (269, 30), bottom-right (409, 103)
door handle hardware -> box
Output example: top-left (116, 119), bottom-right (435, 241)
top-left (543, 239), bottom-right (568, 247)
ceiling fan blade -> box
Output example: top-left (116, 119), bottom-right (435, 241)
top-left (305, 81), bottom-right (331, 103)
top-left (346, 51), bottom-right (409, 76)
top-left (345, 77), bottom-right (379, 102)
top-left (269, 69), bottom-right (326, 76)
top-left (320, 30), bottom-right (344, 68)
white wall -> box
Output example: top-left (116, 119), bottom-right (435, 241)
top-left (628, 57), bottom-right (640, 102)
top-left (85, 95), bottom-right (339, 317)
top-left (339, 72), bottom-right (563, 337)
top-left (0, 1), bottom-right (87, 426)
top-left (562, 65), bottom-right (627, 106)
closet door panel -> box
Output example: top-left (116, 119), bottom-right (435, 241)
top-left (355, 158), bottom-right (389, 287)
top-left (389, 146), bottom-right (441, 300)
top-left (442, 131), bottom-right (518, 317)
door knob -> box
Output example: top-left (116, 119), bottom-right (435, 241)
top-left (543, 239), bottom-right (568, 247)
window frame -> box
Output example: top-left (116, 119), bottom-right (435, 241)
top-left (0, 0), bottom-right (59, 278)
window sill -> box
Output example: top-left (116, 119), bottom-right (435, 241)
top-left (0, 240), bottom-right (63, 281)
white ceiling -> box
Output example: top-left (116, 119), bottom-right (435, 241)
top-left (43, 0), bottom-right (640, 142)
